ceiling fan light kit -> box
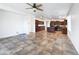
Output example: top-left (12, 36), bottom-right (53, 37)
top-left (33, 8), bottom-right (36, 12)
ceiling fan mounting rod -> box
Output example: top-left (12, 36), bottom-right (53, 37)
top-left (33, 3), bottom-right (36, 8)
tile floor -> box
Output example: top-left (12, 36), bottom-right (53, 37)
top-left (0, 31), bottom-right (78, 55)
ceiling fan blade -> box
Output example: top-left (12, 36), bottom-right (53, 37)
top-left (26, 3), bottom-right (33, 7)
top-left (36, 4), bottom-right (42, 7)
top-left (36, 8), bottom-right (43, 11)
top-left (26, 8), bottom-right (33, 9)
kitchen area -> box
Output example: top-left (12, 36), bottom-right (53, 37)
top-left (35, 19), bottom-right (67, 34)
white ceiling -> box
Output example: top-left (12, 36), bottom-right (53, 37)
top-left (0, 3), bottom-right (71, 19)
top-left (42, 3), bottom-right (71, 18)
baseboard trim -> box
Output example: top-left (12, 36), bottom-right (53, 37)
top-left (0, 33), bottom-right (26, 40)
top-left (68, 36), bottom-right (79, 54)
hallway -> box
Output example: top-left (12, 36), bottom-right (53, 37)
top-left (0, 31), bottom-right (78, 55)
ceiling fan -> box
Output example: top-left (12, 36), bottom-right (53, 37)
top-left (26, 3), bottom-right (43, 12)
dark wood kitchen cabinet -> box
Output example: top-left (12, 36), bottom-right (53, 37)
top-left (35, 20), bottom-right (45, 32)
top-left (62, 27), bottom-right (67, 34)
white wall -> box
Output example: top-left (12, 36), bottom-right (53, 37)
top-left (0, 9), bottom-right (34, 38)
top-left (68, 4), bottom-right (79, 54)
top-left (67, 16), bottom-right (72, 39)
